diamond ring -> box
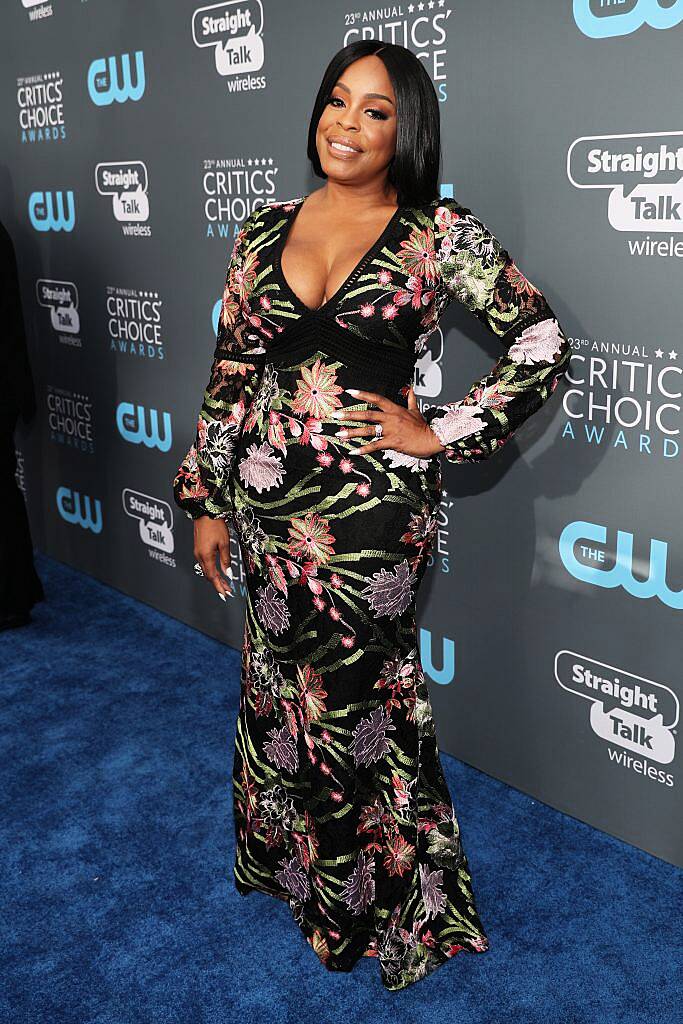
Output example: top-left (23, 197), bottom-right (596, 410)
top-left (374, 423), bottom-right (383, 439)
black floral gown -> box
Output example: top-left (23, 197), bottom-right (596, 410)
top-left (173, 194), bottom-right (571, 990)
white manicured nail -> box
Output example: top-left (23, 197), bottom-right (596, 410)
top-left (218, 592), bottom-right (226, 602)
top-left (345, 388), bottom-right (359, 396)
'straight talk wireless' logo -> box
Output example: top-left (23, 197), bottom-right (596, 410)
top-left (567, 130), bottom-right (683, 242)
top-left (555, 651), bottom-right (676, 785)
top-left (37, 279), bottom-right (80, 336)
top-left (122, 489), bottom-right (175, 567)
top-left (191, 0), bottom-right (266, 85)
top-left (95, 161), bottom-right (151, 237)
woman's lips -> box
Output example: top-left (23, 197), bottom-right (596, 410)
top-left (327, 138), bottom-right (363, 159)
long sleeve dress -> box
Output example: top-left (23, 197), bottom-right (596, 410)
top-left (172, 194), bottom-right (572, 991)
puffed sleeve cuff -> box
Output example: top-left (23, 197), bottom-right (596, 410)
top-left (422, 315), bottom-right (572, 464)
top-left (172, 441), bottom-right (236, 522)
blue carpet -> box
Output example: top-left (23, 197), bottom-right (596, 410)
top-left (1, 552), bottom-right (679, 1024)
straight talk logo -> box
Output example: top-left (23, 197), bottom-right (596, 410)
top-left (555, 651), bottom-right (676, 788)
top-left (567, 131), bottom-right (683, 257)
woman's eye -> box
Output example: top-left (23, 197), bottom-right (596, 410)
top-left (327, 96), bottom-right (388, 122)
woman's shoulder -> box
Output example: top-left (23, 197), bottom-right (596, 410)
top-left (250, 195), bottom-right (305, 221)
top-left (404, 194), bottom-right (476, 234)
top-left (413, 194), bottom-right (474, 222)
top-left (246, 193), bottom-right (467, 220)
top-left (421, 194), bottom-right (509, 263)
top-left (237, 196), bottom-right (301, 232)
top-left (240, 192), bottom-right (483, 240)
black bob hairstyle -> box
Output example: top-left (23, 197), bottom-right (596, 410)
top-left (306, 40), bottom-right (442, 209)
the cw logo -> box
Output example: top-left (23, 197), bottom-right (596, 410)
top-left (573, 0), bottom-right (683, 38)
top-left (87, 51), bottom-right (146, 106)
top-left (420, 627), bottom-right (455, 685)
top-left (559, 520), bottom-right (683, 610)
top-left (56, 487), bottom-right (102, 533)
top-left (116, 402), bottom-right (173, 451)
top-left (28, 191), bottom-right (75, 232)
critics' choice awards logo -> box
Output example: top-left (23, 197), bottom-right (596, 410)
top-left (560, 520), bottom-right (683, 611)
top-left (202, 158), bottom-right (278, 237)
top-left (21, 0), bottom-right (53, 22)
top-left (555, 651), bottom-right (676, 786)
top-left (567, 131), bottom-right (683, 247)
top-left (107, 286), bottom-right (164, 360)
top-left (87, 51), bottom-right (145, 106)
top-left (191, 1), bottom-right (266, 91)
top-left (122, 489), bottom-right (176, 567)
top-left (342, 2), bottom-right (452, 102)
top-left (561, 338), bottom-right (680, 461)
top-left (37, 279), bottom-right (81, 348)
top-left (29, 190), bottom-right (75, 232)
top-left (116, 402), bottom-right (172, 451)
top-left (95, 162), bottom-right (151, 236)
top-left (56, 487), bottom-right (102, 533)
top-left (46, 385), bottom-right (94, 453)
top-left (17, 71), bottom-right (65, 143)
top-left (574, 0), bottom-right (683, 38)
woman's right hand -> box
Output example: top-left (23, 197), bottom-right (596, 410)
top-left (193, 516), bottom-right (233, 599)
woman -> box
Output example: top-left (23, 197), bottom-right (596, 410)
top-left (173, 40), bottom-right (571, 990)
top-left (0, 218), bottom-right (44, 630)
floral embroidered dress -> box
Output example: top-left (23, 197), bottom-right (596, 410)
top-left (172, 194), bottom-right (571, 991)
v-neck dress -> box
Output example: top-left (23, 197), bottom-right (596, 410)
top-left (172, 194), bottom-right (571, 991)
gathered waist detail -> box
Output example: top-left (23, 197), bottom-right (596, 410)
top-left (215, 312), bottom-right (416, 395)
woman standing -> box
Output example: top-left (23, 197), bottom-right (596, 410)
top-left (0, 219), bottom-right (44, 631)
top-left (173, 40), bottom-right (571, 990)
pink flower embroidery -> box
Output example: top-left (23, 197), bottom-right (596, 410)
top-left (508, 318), bottom-right (565, 365)
top-left (429, 404), bottom-right (489, 445)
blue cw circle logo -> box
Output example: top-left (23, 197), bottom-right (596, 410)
top-left (87, 51), bottom-right (146, 106)
top-left (56, 487), bottom-right (102, 533)
top-left (573, 0), bottom-right (683, 38)
top-left (28, 191), bottom-right (75, 232)
top-left (559, 520), bottom-right (683, 610)
top-left (116, 402), bottom-right (173, 452)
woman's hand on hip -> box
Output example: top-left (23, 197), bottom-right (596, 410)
top-left (194, 516), bottom-right (233, 598)
top-left (332, 386), bottom-right (445, 458)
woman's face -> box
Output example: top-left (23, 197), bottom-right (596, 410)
top-left (315, 55), bottom-right (398, 192)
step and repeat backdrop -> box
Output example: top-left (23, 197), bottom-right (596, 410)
top-left (2, 1), bottom-right (681, 867)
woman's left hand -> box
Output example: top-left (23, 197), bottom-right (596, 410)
top-left (332, 386), bottom-right (445, 458)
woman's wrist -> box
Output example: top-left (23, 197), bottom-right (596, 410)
top-left (424, 423), bottom-right (447, 456)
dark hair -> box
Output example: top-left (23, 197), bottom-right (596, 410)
top-left (307, 41), bottom-right (441, 208)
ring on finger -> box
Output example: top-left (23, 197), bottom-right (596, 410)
top-left (193, 562), bottom-right (205, 577)
top-left (374, 422), bottom-right (383, 438)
